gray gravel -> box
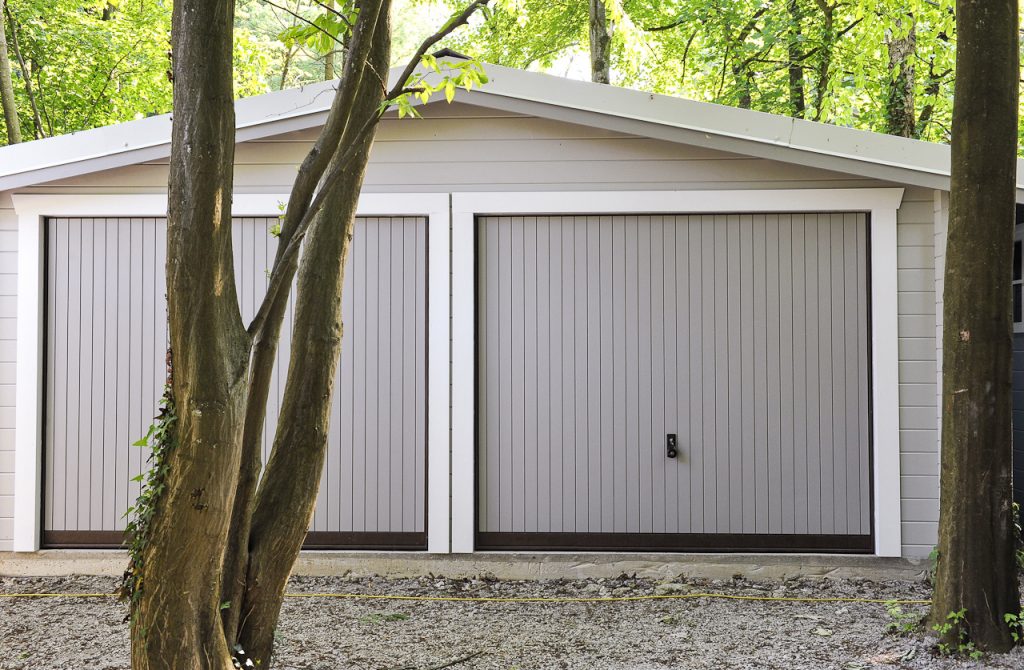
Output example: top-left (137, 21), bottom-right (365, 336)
top-left (2, 574), bottom-right (1023, 669)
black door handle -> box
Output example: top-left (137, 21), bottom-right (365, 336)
top-left (666, 433), bottom-right (678, 459)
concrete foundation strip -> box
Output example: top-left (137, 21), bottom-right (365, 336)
top-left (0, 592), bottom-right (932, 605)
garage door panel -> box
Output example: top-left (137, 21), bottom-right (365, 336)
top-left (44, 216), bottom-right (427, 546)
top-left (477, 213), bottom-right (872, 549)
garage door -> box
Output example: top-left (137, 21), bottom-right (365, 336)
top-left (43, 216), bottom-right (427, 549)
top-left (476, 213), bottom-right (872, 552)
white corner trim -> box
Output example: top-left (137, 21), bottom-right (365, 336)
top-left (13, 211), bottom-right (43, 551)
top-left (449, 188), bottom-right (905, 556)
top-left (10, 191), bottom-right (452, 553)
top-left (450, 203), bottom-right (475, 553)
top-left (869, 205), bottom-right (901, 557)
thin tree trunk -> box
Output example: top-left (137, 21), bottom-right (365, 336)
top-left (786, 0), bottom-right (805, 118)
top-left (218, 0), bottom-right (393, 648)
top-left (324, 50), bottom-right (335, 79)
top-left (885, 16), bottom-right (916, 138)
top-left (588, 0), bottom-right (611, 84)
top-left (131, 1), bottom-right (249, 667)
top-left (234, 4), bottom-right (391, 664)
top-left (932, 0), bottom-right (1020, 653)
top-left (279, 46), bottom-right (294, 89)
top-left (0, 0), bottom-right (21, 143)
top-left (811, 0), bottom-right (834, 121)
top-left (324, 0), bottom-right (336, 79)
top-left (5, 6), bottom-right (42, 138)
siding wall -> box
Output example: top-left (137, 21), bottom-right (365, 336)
top-left (0, 102), bottom-right (943, 555)
top-left (891, 187), bottom-right (941, 558)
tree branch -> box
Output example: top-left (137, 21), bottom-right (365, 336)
top-left (249, 0), bottom-right (492, 340)
top-left (263, 0), bottom-right (346, 46)
top-left (386, 0), bottom-right (490, 102)
top-left (311, 0), bottom-right (353, 28)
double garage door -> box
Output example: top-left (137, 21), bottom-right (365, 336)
top-left (43, 211), bottom-right (872, 552)
top-left (475, 213), bottom-right (873, 552)
top-left (43, 216), bottom-right (428, 548)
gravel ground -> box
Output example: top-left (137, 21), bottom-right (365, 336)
top-left (2, 574), bottom-right (1023, 669)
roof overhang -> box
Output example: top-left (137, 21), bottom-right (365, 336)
top-left (0, 61), bottom-right (1017, 199)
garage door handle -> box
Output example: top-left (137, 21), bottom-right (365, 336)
top-left (666, 434), bottom-right (678, 459)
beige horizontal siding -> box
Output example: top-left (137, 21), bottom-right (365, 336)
top-left (34, 103), bottom-right (881, 194)
top-left (896, 187), bottom-right (939, 558)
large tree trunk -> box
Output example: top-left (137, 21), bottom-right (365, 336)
top-left (588, 0), bottom-right (611, 84)
top-left (885, 16), bottom-right (916, 138)
top-left (130, 1), bottom-right (487, 667)
top-left (130, 1), bottom-right (249, 668)
top-left (932, 0), bottom-right (1020, 653)
top-left (0, 0), bottom-right (21, 144)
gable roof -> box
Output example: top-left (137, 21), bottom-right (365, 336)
top-left (0, 61), bottom-right (1016, 198)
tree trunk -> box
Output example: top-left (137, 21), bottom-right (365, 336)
top-left (130, 1), bottom-right (249, 668)
top-left (4, 6), bottom-right (42, 138)
top-left (325, 0), bottom-right (336, 80)
top-left (130, 0), bottom-right (486, 666)
top-left (810, 0), bottom-right (834, 121)
top-left (588, 0), bottom-right (611, 84)
top-left (229, 2), bottom-right (391, 664)
top-left (932, 0), bottom-right (1021, 653)
top-left (786, 0), bottom-right (805, 118)
top-left (0, 0), bottom-right (21, 144)
top-left (885, 16), bottom-right (916, 138)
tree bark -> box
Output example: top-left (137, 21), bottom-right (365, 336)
top-left (234, 4), bottom-right (390, 663)
top-left (786, 0), bottom-right (805, 118)
top-left (885, 16), bottom-right (916, 138)
top-left (324, 0), bottom-right (336, 80)
top-left (130, 1), bottom-right (249, 668)
top-left (0, 0), bottom-right (21, 144)
top-left (932, 0), bottom-right (1021, 653)
top-left (810, 0), bottom-right (834, 121)
top-left (4, 6), bottom-right (42, 138)
top-left (588, 0), bottom-right (611, 84)
top-left (218, 0), bottom-right (393, 648)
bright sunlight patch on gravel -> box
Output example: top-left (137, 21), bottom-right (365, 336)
top-left (1, 574), bottom-right (1023, 669)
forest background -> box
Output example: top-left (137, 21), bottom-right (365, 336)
top-left (0, 0), bottom-right (992, 149)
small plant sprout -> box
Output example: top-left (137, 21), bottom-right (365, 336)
top-left (932, 609), bottom-right (983, 660)
top-left (1005, 610), bottom-right (1024, 643)
top-left (884, 600), bottom-right (921, 637)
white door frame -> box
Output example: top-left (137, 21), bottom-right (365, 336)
top-left (12, 192), bottom-right (452, 553)
top-left (451, 188), bottom-right (905, 556)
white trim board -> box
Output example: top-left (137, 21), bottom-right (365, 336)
top-left (3, 61), bottom-right (1024, 200)
top-left (450, 188), bottom-right (904, 556)
top-left (11, 192), bottom-right (453, 553)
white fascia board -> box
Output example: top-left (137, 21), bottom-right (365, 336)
top-left (0, 80), bottom-right (341, 191)
top-left (3, 59), bottom-right (1021, 200)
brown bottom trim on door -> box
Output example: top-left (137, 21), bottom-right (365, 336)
top-left (42, 530), bottom-right (427, 551)
top-left (303, 532), bottom-right (426, 550)
top-left (43, 530), bottom-right (128, 549)
top-left (476, 532), bottom-right (874, 553)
